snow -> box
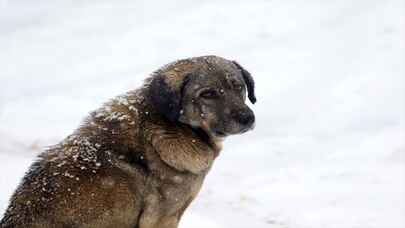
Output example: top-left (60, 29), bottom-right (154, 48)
top-left (1, 0), bottom-right (404, 227)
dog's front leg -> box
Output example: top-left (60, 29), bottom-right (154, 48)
top-left (158, 216), bottom-right (179, 228)
top-left (139, 214), bottom-right (179, 228)
top-left (138, 194), bottom-right (179, 228)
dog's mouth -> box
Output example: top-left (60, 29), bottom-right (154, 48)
top-left (190, 126), bottom-right (226, 146)
top-left (213, 130), bottom-right (227, 138)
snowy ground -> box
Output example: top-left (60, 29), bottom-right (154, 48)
top-left (1, 0), bottom-right (404, 227)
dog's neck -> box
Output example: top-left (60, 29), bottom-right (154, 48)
top-left (190, 127), bottom-right (223, 157)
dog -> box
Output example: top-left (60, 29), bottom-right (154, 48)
top-left (0, 55), bottom-right (256, 228)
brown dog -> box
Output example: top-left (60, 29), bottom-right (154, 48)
top-left (0, 55), bottom-right (256, 228)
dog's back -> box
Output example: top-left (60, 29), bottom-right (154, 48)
top-left (0, 91), bottom-right (147, 227)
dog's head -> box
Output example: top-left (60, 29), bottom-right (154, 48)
top-left (150, 55), bottom-right (256, 138)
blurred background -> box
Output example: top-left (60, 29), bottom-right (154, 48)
top-left (0, 0), bottom-right (404, 227)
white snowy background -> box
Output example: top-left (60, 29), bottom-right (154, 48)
top-left (1, 0), bottom-right (404, 227)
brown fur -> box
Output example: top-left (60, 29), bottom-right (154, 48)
top-left (0, 55), bottom-right (255, 228)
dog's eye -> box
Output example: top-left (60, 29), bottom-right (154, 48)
top-left (200, 89), bottom-right (219, 99)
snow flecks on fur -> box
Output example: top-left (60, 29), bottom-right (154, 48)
top-left (43, 92), bottom-right (144, 187)
top-left (56, 135), bottom-right (102, 172)
top-left (92, 92), bottom-right (143, 125)
top-left (94, 105), bottom-right (131, 122)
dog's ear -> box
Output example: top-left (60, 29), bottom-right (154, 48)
top-left (232, 61), bottom-right (256, 104)
top-left (150, 74), bottom-right (191, 122)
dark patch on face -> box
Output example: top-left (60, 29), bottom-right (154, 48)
top-left (150, 74), bottom-right (191, 122)
top-left (180, 74), bottom-right (192, 107)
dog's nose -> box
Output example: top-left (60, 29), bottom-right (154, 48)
top-left (232, 108), bottom-right (255, 127)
